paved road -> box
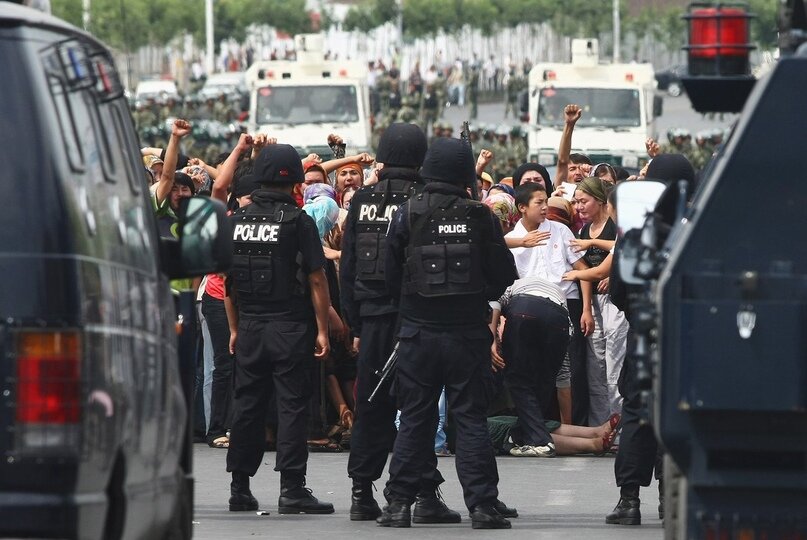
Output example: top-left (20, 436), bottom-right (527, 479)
top-left (191, 445), bottom-right (663, 539)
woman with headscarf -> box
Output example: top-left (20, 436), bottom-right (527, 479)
top-left (483, 191), bottom-right (520, 234)
top-left (512, 162), bottom-right (554, 193)
top-left (302, 194), bottom-right (356, 451)
top-left (569, 177), bottom-right (626, 427)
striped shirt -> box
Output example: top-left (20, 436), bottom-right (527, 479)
top-left (489, 277), bottom-right (568, 313)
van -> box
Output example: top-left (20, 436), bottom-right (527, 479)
top-left (0, 4), bottom-right (232, 539)
top-left (134, 79), bottom-right (181, 105)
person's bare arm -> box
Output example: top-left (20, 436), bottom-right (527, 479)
top-left (321, 153), bottom-right (374, 174)
top-left (573, 258), bottom-right (595, 336)
top-left (563, 253), bottom-right (613, 282)
top-left (308, 268), bottom-right (331, 360)
top-left (489, 306), bottom-right (505, 372)
top-left (155, 119), bottom-right (191, 205)
top-left (188, 158), bottom-right (219, 180)
top-left (224, 290), bottom-right (239, 355)
top-left (505, 229), bottom-right (551, 248)
top-left (570, 238), bottom-right (615, 252)
top-left (211, 133), bottom-right (253, 203)
top-left (476, 149), bottom-right (494, 176)
top-left (555, 104), bottom-right (582, 186)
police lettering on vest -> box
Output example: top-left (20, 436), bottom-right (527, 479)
top-left (357, 202), bottom-right (399, 223)
top-left (437, 223), bottom-right (467, 235)
top-left (233, 223), bottom-right (281, 243)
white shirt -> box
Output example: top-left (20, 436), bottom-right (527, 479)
top-left (505, 219), bottom-right (583, 300)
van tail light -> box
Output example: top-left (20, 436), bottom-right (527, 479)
top-left (13, 331), bottom-right (82, 451)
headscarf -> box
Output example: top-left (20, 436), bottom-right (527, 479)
top-left (483, 192), bottom-right (519, 230)
top-left (513, 162), bottom-right (553, 191)
top-left (577, 176), bottom-right (608, 203)
top-left (488, 182), bottom-right (515, 198)
top-left (336, 162), bottom-right (364, 177)
top-left (303, 183), bottom-right (337, 205)
top-left (303, 196), bottom-right (340, 240)
top-left (547, 196), bottom-right (573, 229)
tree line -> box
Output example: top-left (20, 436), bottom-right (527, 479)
top-left (52, 0), bottom-right (778, 54)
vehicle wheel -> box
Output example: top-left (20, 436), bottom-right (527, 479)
top-left (102, 455), bottom-right (126, 540)
top-left (663, 454), bottom-right (686, 540)
top-left (667, 82), bottom-right (682, 97)
top-left (162, 474), bottom-right (193, 540)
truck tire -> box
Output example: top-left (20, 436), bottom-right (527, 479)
top-left (162, 473), bottom-right (192, 540)
top-left (667, 82), bottom-right (682, 97)
top-left (102, 455), bottom-right (126, 540)
top-left (663, 454), bottom-right (686, 540)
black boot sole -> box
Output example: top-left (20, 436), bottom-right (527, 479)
top-left (472, 520), bottom-right (511, 529)
top-left (412, 515), bottom-right (462, 524)
top-left (605, 516), bottom-right (641, 525)
top-left (278, 505), bottom-right (335, 515)
top-left (377, 519), bottom-right (411, 528)
top-left (350, 510), bottom-right (382, 521)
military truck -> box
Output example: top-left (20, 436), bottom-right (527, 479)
top-left (525, 38), bottom-right (662, 170)
top-left (615, 2), bottom-right (807, 538)
top-left (245, 33), bottom-right (372, 157)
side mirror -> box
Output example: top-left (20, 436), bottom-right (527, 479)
top-left (653, 95), bottom-right (664, 118)
top-left (615, 181), bottom-right (666, 284)
top-left (161, 197), bottom-right (233, 279)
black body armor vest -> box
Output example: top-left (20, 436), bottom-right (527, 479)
top-left (402, 191), bottom-right (486, 298)
top-left (230, 200), bottom-right (305, 303)
top-left (352, 178), bottom-right (421, 300)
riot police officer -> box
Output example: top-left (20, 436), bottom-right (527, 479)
top-left (379, 137), bottom-right (519, 529)
top-left (341, 123), bottom-right (461, 524)
top-left (225, 144), bottom-right (334, 515)
top-left (605, 154), bottom-right (695, 526)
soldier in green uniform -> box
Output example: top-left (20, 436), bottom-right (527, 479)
top-left (214, 93), bottom-right (235, 124)
top-left (504, 68), bottom-right (525, 119)
top-left (376, 70), bottom-right (392, 116)
top-left (420, 84), bottom-right (439, 134)
top-left (468, 65), bottom-right (480, 120)
top-left (395, 95), bottom-right (418, 124)
top-left (491, 125), bottom-right (511, 180)
top-left (509, 125), bottom-right (527, 167)
top-left (133, 101), bottom-right (157, 137)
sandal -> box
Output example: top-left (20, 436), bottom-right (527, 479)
top-left (307, 439), bottom-right (343, 453)
top-left (608, 413), bottom-right (622, 432)
top-left (599, 427), bottom-right (619, 455)
top-left (209, 436), bottom-right (230, 449)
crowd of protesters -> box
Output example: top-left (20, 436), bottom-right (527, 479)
top-left (144, 92), bottom-right (707, 522)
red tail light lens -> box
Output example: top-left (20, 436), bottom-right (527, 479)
top-left (15, 332), bottom-right (81, 424)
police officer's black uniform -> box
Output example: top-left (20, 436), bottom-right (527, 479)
top-left (340, 124), bottom-right (458, 524)
top-left (605, 154), bottom-right (696, 526)
top-left (379, 138), bottom-right (519, 529)
top-left (225, 144), bottom-right (333, 515)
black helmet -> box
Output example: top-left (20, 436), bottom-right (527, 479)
top-left (376, 122), bottom-right (428, 168)
top-left (252, 144), bottom-right (304, 184)
top-left (420, 138), bottom-right (475, 187)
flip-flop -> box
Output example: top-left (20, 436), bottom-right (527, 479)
top-left (608, 413), bottom-right (622, 431)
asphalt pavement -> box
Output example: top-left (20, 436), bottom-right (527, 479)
top-left (191, 445), bottom-right (663, 539)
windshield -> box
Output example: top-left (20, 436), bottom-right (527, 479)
top-left (255, 85), bottom-right (359, 125)
top-left (537, 87), bottom-right (641, 128)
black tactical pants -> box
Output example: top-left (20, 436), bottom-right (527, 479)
top-left (226, 318), bottom-right (314, 478)
top-left (386, 324), bottom-right (499, 511)
top-left (347, 314), bottom-right (443, 489)
top-left (567, 298), bottom-right (591, 426)
top-left (615, 330), bottom-right (663, 487)
top-left (502, 295), bottom-right (570, 446)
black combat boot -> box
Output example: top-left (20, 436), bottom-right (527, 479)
top-left (277, 473), bottom-right (334, 514)
top-left (605, 485), bottom-right (641, 525)
top-left (377, 500), bottom-right (411, 528)
top-left (412, 488), bottom-right (461, 524)
top-left (229, 471), bottom-right (259, 512)
top-left (350, 479), bottom-right (381, 521)
top-left (470, 503), bottom-right (512, 529)
top-left (494, 499), bottom-right (519, 518)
